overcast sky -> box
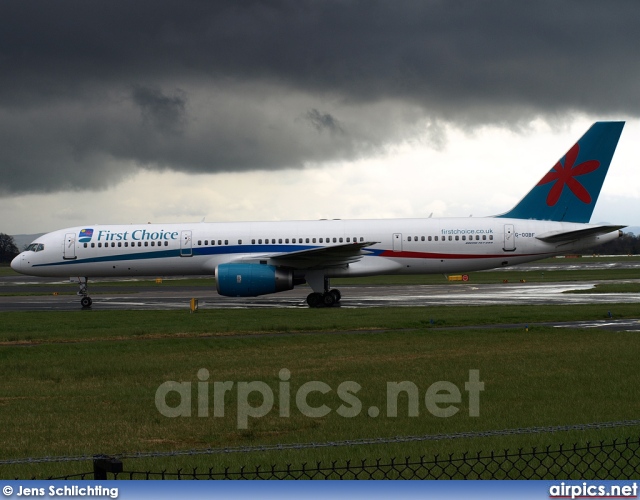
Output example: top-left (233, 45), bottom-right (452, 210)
top-left (1, 1), bottom-right (639, 235)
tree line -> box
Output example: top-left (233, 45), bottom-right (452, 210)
top-left (0, 233), bottom-right (19, 263)
top-left (591, 232), bottom-right (640, 255)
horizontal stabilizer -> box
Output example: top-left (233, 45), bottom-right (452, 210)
top-left (535, 225), bottom-right (625, 243)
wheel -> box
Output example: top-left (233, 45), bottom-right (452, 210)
top-left (306, 292), bottom-right (323, 307)
top-left (330, 289), bottom-right (341, 303)
top-left (80, 296), bottom-right (92, 308)
top-left (322, 292), bottom-right (335, 307)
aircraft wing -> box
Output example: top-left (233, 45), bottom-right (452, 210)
top-left (535, 225), bottom-right (625, 243)
top-left (239, 241), bottom-right (379, 269)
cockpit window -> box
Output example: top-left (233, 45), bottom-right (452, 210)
top-left (26, 243), bottom-right (45, 252)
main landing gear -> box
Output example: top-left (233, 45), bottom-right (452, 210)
top-left (306, 276), bottom-right (341, 308)
top-left (306, 289), bottom-right (341, 307)
top-left (77, 277), bottom-right (93, 309)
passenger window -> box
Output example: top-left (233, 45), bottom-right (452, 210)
top-left (278, 239), bottom-right (282, 244)
top-left (118, 242), bottom-right (122, 247)
top-left (286, 238), bottom-right (289, 243)
top-left (306, 238), bottom-right (310, 243)
top-left (455, 236), bottom-right (459, 241)
top-left (339, 237), bottom-right (343, 243)
top-left (198, 240), bottom-right (202, 245)
top-left (218, 240), bottom-right (222, 245)
top-left (489, 235), bottom-right (493, 240)
top-left (462, 236), bottom-right (466, 241)
top-left (91, 243), bottom-right (95, 248)
top-left (238, 240), bottom-right (242, 244)
top-left (421, 236), bottom-right (425, 241)
top-left (98, 243), bottom-right (102, 248)
top-left (252, 239), bottom-right (255, 244)
top-left (482, 235), bottom-right (486, 240)
top-left (144, 242), bottom-right (148, 247)
top-left (312, 238), bottom-right (316, 243)
top-left (225, 240), bottom-right (228, 245)
top-left (448, 236), bottom-right (452, 241)
top-left (258, 239), bottom-right (262, 244)
top-left (319, 238), bottom-right (323, 243)
top-left (84, 243), bottom-right (87, 248)
top-left (165, 241), bottom-right (168, 246)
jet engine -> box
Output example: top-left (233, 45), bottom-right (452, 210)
top-left (215, 263), bottom-right (295, 297)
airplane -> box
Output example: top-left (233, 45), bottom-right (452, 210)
top-left (11, 121), bottom-right (626, 308)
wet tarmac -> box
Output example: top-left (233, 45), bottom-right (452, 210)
top-left (2, 261), bottom-right (640, 334)
top-left (2, 258), bottom-right (640, 311)
top-left (1, 276), bottom-right (639, 311)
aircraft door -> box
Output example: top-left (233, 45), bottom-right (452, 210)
top-left (63, 232), bottom-right (76, 260)
top-left (180, 230), bottom-right (193, 257)
top-left (503, 224), bottom-right (516, 252)
top-left (392, 233), bottom-right (403, 252)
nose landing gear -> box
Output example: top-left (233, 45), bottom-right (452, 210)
top-left (76, 277), bottom-right (93, 309)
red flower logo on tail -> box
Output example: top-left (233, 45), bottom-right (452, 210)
top-left (537, 143), bottom-right (600, 206)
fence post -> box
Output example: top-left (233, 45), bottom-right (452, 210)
top-left (93, 455), bottom-right (123, 480)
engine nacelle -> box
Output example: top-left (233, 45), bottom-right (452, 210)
top-left (215, 263), bottom-right (294, 297)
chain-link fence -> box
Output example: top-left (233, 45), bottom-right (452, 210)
top-left (28, 437), bottom-right (640, 480)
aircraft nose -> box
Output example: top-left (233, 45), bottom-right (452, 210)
top-left (10, 253), bottom-right (22, 272)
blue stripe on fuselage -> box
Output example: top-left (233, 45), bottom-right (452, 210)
top-left (32, 245), bottom-right (320, 267)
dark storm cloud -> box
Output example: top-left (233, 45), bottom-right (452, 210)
top-left (132, 86), bottom-right (187, 136)
top-left (0, 0), bottom-right (638, 194)
top-left (305, 109), bottom-right (345, 136)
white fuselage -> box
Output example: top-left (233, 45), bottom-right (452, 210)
top-left (11, 217), bottom-right (620, 279)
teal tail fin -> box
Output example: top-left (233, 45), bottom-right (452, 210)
top-left (498, 121), bottom-right (624, 223)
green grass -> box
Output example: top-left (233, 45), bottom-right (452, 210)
top-left (0, 265), bottom-right (18, 277)
top-left (0, 304), bottom-right (637, 344)
top-left (2, 255), bottom-right (640, 478)
top-left (2, 307), bottom-right (640, 478)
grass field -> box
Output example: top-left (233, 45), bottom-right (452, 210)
top-left (2, 305), bottom-right (640, 478)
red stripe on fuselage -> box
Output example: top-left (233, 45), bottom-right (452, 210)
top-left (378, 250), bottom-right (547, 260)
